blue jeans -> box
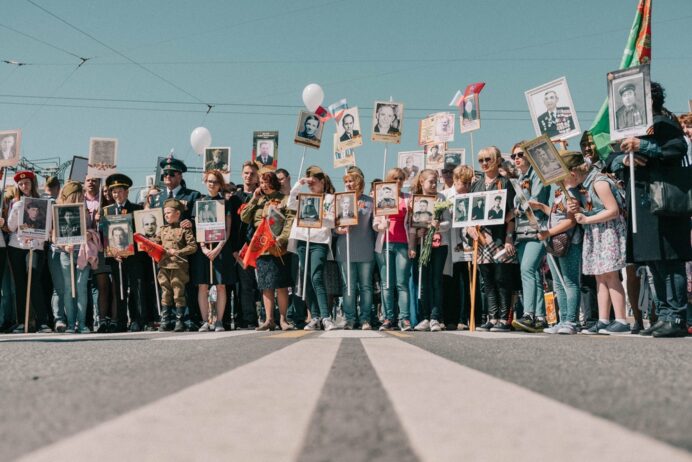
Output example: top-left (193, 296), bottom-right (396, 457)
top-left (338, 261), bottom-right (374, 324)
top-left (48, 247), bottom-right (66, 324)
top-left (59, 251), bottom-right (91, 329)
top-left (375, 243), bottom-right (411, 322)
top-left (413, 246), bottom-right (448, 321)
top-left (648, 259), bottom-right (688, 322)
top-left (516, 240), bottom-right (546, 317)
top-left (547, 243), bottom-right (582, 323)
top-left (296, 241), bottom-right (330, 319)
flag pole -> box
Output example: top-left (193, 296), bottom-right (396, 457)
top-left (469, 227), bottom-right (480, 332)
top-left (385, 218), bottom-right (390, 289)
top-left (70, 251), bottom-right (76, 298)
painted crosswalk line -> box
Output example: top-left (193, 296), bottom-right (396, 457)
top-left (19, 338), bottom-right (340, 462)
top-left (153, 330), bottom-right (259, 341)
top-left (318, 330), bottom-right (384, 338)
top-left (362, 338), bottom-right (691, 462)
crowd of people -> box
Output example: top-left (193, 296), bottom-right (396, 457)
top-left (0, 82), bottom-right (690, 338)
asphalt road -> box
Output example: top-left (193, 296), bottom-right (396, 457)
top-left (1, 329), bottom-right (690, 461)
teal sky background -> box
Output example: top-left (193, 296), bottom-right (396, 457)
top-left (1, 0), bottom-right (690, 193)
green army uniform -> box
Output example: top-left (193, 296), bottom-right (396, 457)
top-left (156, 199), bottom-right (197, 331)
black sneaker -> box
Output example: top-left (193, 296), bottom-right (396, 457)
top-left (533, 318), bottom-right (548, 333)
top-left (640, 320), bottom-right (665, 336)
top-left (630, 321), bottom-right (644, 335)
top-left (512, 314), bottom-right (535, 333)
top-left (477, 320), bottom-right (495, 332)
top-left (490, 321), bottom-right (511, 332)
top-left (379, 320), bottom-right (394, 331)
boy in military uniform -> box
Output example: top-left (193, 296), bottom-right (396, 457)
top-left (155, 198), bottom-right (197, 331)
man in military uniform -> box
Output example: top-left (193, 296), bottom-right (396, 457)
top-left (537, 90), bottom-right (575, 138)
top-left (377, 186), bottom-right (397, 209)
top-left (615, 83), bottom-right (645, 130)
top-left (155, 199), bottom-right (197, 332)
top-left (149, 156), bottom-right (202, 329)
top-left (205, 148), bottom-right (228, 172)
top-left (102, 173), bottom-right (147, 332)
top-left (413, 199), bottom-right (432, 226)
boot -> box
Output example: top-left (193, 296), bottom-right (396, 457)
top-left (174, 307), bottom-right (185, 332)
top-left (159, 307), bottom-right (173, 332)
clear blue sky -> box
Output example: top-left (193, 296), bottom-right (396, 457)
top-left (1, 0), bottom-right (690, 193)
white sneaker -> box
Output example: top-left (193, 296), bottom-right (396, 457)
top-left (543, 323), bottom-right (562, 334)
top-left (304, 318), bottom-right (321, 331)
top-left (322, 318), bottom-right (337, 331)
top-left (430, 320), bottom-right (441, 332)
top-left (414, 319), bottom-right (430, 331)
top-left (214, 321), bottom-right (225, 332)
top-left (361, 322), bottom-right (372, 331)
top-left (198, 322), bottom-right (211, 332)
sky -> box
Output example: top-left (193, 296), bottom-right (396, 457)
top-left (1, 0), bottom-right (690, 195)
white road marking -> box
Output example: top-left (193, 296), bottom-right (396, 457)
top-left (153, 330), bottom-right (259, 341)
top-left (19, 338), bottom-right (341, 462)
top-left (444, 330), bottom-right (547, 339)
top-left (362, 338), bottom-right (692, 462)
top-left (319, 330), bottom-right (384, 338)
top-left (0, 331), bottom-right (161, 342)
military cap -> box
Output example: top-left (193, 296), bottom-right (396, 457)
top-left (106, 173), bottom-right (133, 190)
top-left (60, 181), bottom-right (83, 199)
top-left (163, 198), bottom-right (185, 212)
top-left (160, 156), bottom-right (187, 173)
top-left (618, 83), bottom-right (636, 96)
top-left (559, 150), bottom-right (586, 169)
top-left (14, 170), bottom-right (35, 182)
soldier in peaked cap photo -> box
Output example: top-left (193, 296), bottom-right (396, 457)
top-left (616, 82), bottom-right (645, 130)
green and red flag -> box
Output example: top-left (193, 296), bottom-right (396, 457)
top-left (589, 0), bottom-right (651, 159)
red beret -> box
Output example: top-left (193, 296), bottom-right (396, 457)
top-left (13, 170), bottom-right (35, 183)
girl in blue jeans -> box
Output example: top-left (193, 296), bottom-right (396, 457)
top-left (334, 169), bottom-right (376, 329)
top-left (54, 182), bottom-right (94, 333)
top-left (373, 168), bottom-right (414, 331)
top-left (288, 167), bottom-right (336, 331)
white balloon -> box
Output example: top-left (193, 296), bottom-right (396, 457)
top-left (190, 126), bottom-right (212, 155)
top-left (302, 83), bottom-right (324, 112)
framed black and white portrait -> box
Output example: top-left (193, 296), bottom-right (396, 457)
top-left (336, 107), bottom-right (363, 151)
top-left (335, 191), bottom-right (358, 227)
top-left (0, 129), bottom-right (21, 167)
top-left (68, 156), bottom-right (89, 183)
top-left (410, 194), bottom-right (436, 229)
top-left (333, 133), bottom-right (356, 168)
top-left (521, 135), bottom-right (569, 185)
top-left (195, 200), bottom-right (225, 242)
top-left (398, 151), bottom-right (424, 187)
top-left (53, 203), bottom-right (86, 246)
top-left (134, 208), bottom-right (163, 250)
top-left (424, 142), bottom-right (446, 171)
top-left (371, 101), bottom-right (403, 144)
top-left (525, 76), bottom-right (580, 141)
top-left (297, 193), bottom-right (324, 228)
top-left (373, 181), bottom-right (399, 217)
top-left (294, 111), bottom-right (324, 149)
top-left (484, 191), bottom-right (507, 225)
top-left (204, 147), bottom-right (230, 174)
top-left (103, 214), bottom-right (134, 258)
top-left (18, 197), bottom-right (51, 241)
top-left (252, 131), bottom-right (279, 170)
top-left (452, 195), bottom-right (470, 228)
top-left (607, 64), bottom-right (653, 141)
top-left (469, 194), bottom-right (486, 223)
top-left (459, 94), bottom-right (481, 134)
top-left (88, 137), bottom-right (118, 178)
top-left (443, 148), bottom-right (466, 171)
top-left (419, 112), bottom-right (455, 146)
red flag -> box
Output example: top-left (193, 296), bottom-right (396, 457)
top-left (133, 233), bottom-right (166, 263)
top-left (314, 105), bottom-right (331, 123)
top-left (242, 218), bottom-right (277, 268)
top-left (463, 82), bottom-right (486, 97)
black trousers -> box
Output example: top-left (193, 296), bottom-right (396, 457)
top-left (236, 262), bottom-right (259, 326)
top-left (108, 255), bottom-right (145, 327)
top-left (8, 247), bottom-right (48, 328)
top-left (479, 263), bottom-right (512, 322)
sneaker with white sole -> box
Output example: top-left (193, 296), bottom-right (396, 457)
top-left (430, 320), bottom-right (442, 332)
top-left (198, 322), bottom-right (212, 332)
top-left (37, 325), bottom-right (53, 333)
top-left (304, 318), bottom-right (321, 331)
top-left (582, 321), bottom-right (609, 335)
top-left (557, 322), bottom-right (578, 335)
top-left (599, 321), bottom-right (630, 335)
top-left (55, 321), bottom-right (67, 333)
top-left (414, 319), bottom-right (430, 331)
top-left (214, 321), bottom-right (225, 332)
top-left (543, 323), bottom-right (562, 334)
top-left (322, 318), bottom-right (337, 331)
top-left (361, 322), bottom-right (372, 331)
top-left (400, 320), bottom-right (413, 331)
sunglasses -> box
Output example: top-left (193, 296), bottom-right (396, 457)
top-left (510, 152), bottom-right (524, 160)
top-left (394, 176), bottom-right (405, 181)
top-left (478, 157), bottom-right (493, 164)
top-left (163, 172), bottom-right (178, 177)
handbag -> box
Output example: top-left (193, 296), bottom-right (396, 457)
top-left (544, 212), bottom-right (573, 257)
top-left (648, 162), bottom-right (692, 217)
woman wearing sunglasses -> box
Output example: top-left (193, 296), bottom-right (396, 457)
top-left (509, 142), bottom-right (551, 333)
top-left (466, 146), bottom-right (517, 332)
